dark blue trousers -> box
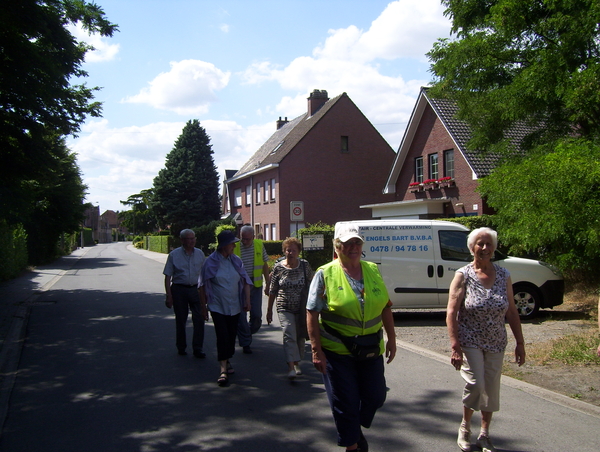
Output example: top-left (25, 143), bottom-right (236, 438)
top-left (322, 349), bottom-right (387, 447)
top-left (171, 284), bottom-right (204, 354)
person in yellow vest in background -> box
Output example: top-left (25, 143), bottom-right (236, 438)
top-left (234, 225), bottom-right (271, 354)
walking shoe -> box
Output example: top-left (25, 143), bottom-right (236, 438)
top-left (457, 426), bottom-right (471, 452)
top-left (476, 435), bottom-right (496, 452)
top-left (178, 350), bottom-right (187, 356)
top-left (243, 345), bottom-right (252, 354)
top-left (287, 369), bottom-right (296, 380)
top-left (294, 364), bottom-right (302, 375)
top-left (193, 351), bottom-right (206, 359)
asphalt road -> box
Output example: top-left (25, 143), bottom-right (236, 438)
top-left (0, 242), bottom-right (598, 452)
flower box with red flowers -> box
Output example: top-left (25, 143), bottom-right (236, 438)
top-left (409, 182), bottom-right (423, 192)
top-left (422, 179), bottom-right (439, 190)
top-left (437, 177), bottom-right (455, 187)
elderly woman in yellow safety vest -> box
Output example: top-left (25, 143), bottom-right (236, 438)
top-left (307, 224), bottom-right (396, 452)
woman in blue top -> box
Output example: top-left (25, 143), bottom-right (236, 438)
top-left (199, 230), bottom-right (252, 386)
top-left (447, 227), bottom-right (525, 452)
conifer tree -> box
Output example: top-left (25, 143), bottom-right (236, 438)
top-left (152, 120), bottom-right (221, 235)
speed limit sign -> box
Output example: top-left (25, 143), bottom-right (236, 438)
top-left (290, 201), bottom-right (304, 221)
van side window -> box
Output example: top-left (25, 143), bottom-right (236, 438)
top-left (439, 230), bottom-right (471, 261)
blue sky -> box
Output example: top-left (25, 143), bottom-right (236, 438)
top-left (68, 0), bottom-right (452, 212)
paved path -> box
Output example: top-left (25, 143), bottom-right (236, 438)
top-left (0, 243), bottom-right (598, 452)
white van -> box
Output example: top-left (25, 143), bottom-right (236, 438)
top-left (335, 220), bottom-right (564, 319)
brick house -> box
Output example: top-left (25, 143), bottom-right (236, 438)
top-left (222, 89), bottom-right (395, 239)
top-left (364, 87), bottom-right (531, 219)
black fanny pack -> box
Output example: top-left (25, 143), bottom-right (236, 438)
top-left (323, 322), bottom-right (382, 360)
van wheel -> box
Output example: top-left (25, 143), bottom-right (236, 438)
top-left (513, 283), bottom-right (540, 320)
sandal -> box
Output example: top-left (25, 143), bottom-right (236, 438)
top-left (226, 361), bottom-right (235, 374)
top-left (217, 372), bottom-right (228, 386)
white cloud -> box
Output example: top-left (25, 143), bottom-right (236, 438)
top-left (69, 118), bottom-right (273, 211)
top-left (69, 24), bottom-right (120, 63)
top-left (122, 60), bottom-right (231, 115)
top-left (314, 0), bottom-right (450, 63)
top-left (220, 24), bottom-right (230, 33)
top-left (240, 0), bottom-right (451, 149)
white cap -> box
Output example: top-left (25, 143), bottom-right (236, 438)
top-left (335, 223), bottom-right (364, 243)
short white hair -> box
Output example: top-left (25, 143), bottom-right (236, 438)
top-left (467, 227), bottom-right (498, 255)
top-left (180, 228), bottom-right (195, 238)
top-left (240, 225), bottom-right (254, 237)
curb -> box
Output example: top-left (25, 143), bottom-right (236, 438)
top-left (397, 339), bottom-right (600, 419)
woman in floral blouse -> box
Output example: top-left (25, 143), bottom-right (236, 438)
top-left (447, 227), bottom-right (525, 452)
top-left (267, 237), bottom-right (314, 379)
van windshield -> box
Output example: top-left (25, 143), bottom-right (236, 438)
top-left (439, 230), bottom-right (471, 262)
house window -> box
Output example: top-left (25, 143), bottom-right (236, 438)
top-left (234, 188), bottom-right (242, 207)
top-left (271, 224), bottom-right (277, 241)
top-left (264, 224), bottom-right (269, 241)
top-left (264, 180), bottom-right (269, 202)
top-left (271, 178), bottom-right (276, 200)
top-left (429, 153), bottom-right (439, 180)
top-left (415, 157), bottom-right (424, 183)
top-left (444, 149), bottom-right (454, 178)
top-left (245, 184), bottom-right (251, 205)
top-left (341, 136), bottom-right (349, 153)
top-left (256, 182), bottom-right (261, 204)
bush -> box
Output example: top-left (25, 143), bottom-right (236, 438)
top-left (193, 219), bottom-right (234, 254)
top-left (263, 240), bottom-right (283, 256)
top-left (0, 221), bottom-right (28, 281)
top-left (298, 222), bottom-right (335, 270)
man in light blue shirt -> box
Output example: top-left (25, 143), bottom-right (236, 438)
top-left (163, 229), bottom-right (206, 357)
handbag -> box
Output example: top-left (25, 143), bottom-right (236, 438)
top-left (323, 321), bottom-right (382, 360)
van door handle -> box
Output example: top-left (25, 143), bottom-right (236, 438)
top-left (427, 265), bottom-right (434, 278)
top-left (437, 265), bottom-right (443, 278)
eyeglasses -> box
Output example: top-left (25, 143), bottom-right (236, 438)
top-left (343, 239), bottom-right (363, 246)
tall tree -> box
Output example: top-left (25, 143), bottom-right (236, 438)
top-left (0, 0), bottom-right (117, 222)
top-left (23, 134), bottom-right (89, 264)
top-left (120, 189), bottom-right (157, 235)
top-left (428, 0), bottom-right (600, 152)
top-left (152, 120), bottom-right (221, 235)
top-left (427, 0), bottom-right (600, 277)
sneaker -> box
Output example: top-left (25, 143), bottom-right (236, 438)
top-left (294, 364), bottom-right (302, 375)
top-left (476, 435), bottom-right (496, 452)
top-left (457, 426), bottom-right (471, 452)
top-left (243, 345), bottom-right (252, 354)
top-left (287, 369), bottom-right (296, 380)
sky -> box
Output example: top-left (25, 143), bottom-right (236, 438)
top-left (67, 0), bottom-right (452, 213)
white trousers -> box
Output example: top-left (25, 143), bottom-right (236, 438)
top-left (277, 310), bottom-right (305, 364)
top-left (461, 346), bottom-right (505, 412)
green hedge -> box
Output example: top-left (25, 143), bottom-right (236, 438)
top-left (146, 235), bottom-right (176, 254)
top-left (81, 228), bottom-right (95, 247)
top-left (298, 222), bottom-right (335, 270)
top-left (0, 221), bottom-right (28, 281)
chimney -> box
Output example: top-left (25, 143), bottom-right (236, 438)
top-left (276, 116), bottom-right (289, 130)
top-left (307, 89), bottom-right (329, 116)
